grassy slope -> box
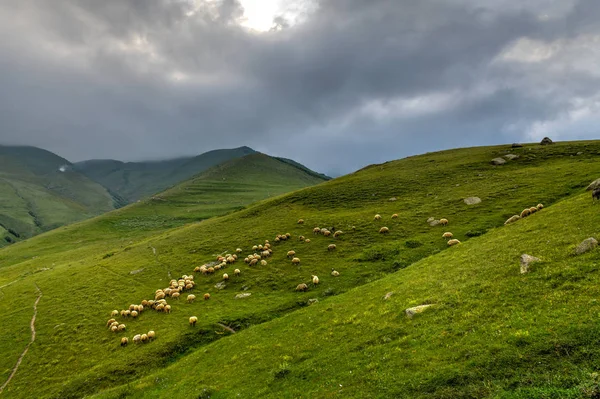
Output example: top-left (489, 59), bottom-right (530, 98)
top-left (0, 146), bottom-right (115, 246)
top-left (73, 146), bottom-right (257, 202)
top-left (0, 141), bottom-right (598, 398)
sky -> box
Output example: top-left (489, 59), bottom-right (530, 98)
top-left (1, 0), bottom-right (599, 176)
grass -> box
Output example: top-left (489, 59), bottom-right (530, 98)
top-left (0, 140), bottom-right (598, 398)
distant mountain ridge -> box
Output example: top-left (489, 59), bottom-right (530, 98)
top-left (73, 146), bottom-right (257, 202)
top-left (0, 145), bottom-right (115, 246)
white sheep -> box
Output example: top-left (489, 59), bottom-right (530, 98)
top-left (312, 275), bottom-right (319, 285)
top-left (442, 232), bottom-right (453, 239)
top-left (447, 239), bottom-right (461, 246)
top-left (236, 248), bottom-right (243, 253)
top-left (260, 260), bottom-right (267, 266)
top-left (292, 257), bottom-right (301, 265)
top-left (331, 268), bottom-right (340, 277)
top-left (328, 244), bottom-right (336, 251)
top-left (379, 226), bottom-right (389, 234)
top-left (141, 334), bottom-right (149, 343)
top-left (440, 218), bottom-right (448, 226)
top-left (133, 334), bottom-right (141, 344)
top-left (187, 294), bottom-right (196, 303)
top-left (120, 337), bottom-right (128, 346)
top-left (374, 214), bottom-right (382, 220)
top-left (234, 269), bottom-right (241, 276)
top-left (287, 250), bottom-right (296, 258)
top-left (148, 330), bottom-right (156, 340)
top-left (313, 227), bottom-right (321, 234)
top-left (111, 310), bottom-right (119, 317)
top-left (298, 219), bottom-right (305, 224)
top-left (189, 316), bottom-right (198, 326)
top-left (391, 214), bottom-right (398, 219)
top-left (223, 273), bottom-right (229, 280)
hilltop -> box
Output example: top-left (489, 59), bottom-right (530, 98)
top-left (0, 140), bottom-right (599, 398)
top-left (73, 146), bottom-right (258, 202)
top-left (0, 145), bottom-right (115, 246)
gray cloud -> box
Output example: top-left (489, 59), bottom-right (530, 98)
top-left (1, 0), bottom-right (599, 175)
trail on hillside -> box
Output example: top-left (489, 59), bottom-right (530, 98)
top-left (0, 284), bottom-right (42, 395)
top-left (0, 279), bottom-right (20, 300)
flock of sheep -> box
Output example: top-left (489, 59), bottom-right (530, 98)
top-left (504, 203), bottom-right (544, 225)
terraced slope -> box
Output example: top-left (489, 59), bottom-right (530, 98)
top-left (74, 146), bottom-right (258, 202)
top-left (0, 145), bottom-right (116, 246)
top-left (0, 140), bottom-right (598, 398)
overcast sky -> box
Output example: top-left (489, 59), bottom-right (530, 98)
top-left (1, 0), bottom-right (599, 176)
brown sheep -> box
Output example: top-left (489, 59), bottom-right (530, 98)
top-left (520, 208), bottom-right (531, 218)
top-left (439, 218), bottom-right (448, 226)
top-left (295, 283), bottom-right (308, 292)
top-left (204, 293), bottom-right (211, 300)
top-left (323, 230), bottom-right (331, 237)
top-left (313, 227), bottom-right (321, 234)
top-left (120, 337), bottom-right (128, 346)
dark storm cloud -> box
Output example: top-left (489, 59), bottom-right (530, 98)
top-left (1, 0), bottom-right (599, 175)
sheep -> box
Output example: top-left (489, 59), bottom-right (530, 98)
top-left (305, 239), bottom-right (311, 243)
top-left (331, 268), bottom-right (340, 277)
top-left (442, 232), bottom-right (453, 239)
top-left (391, 214), bottom-right (398, 219)
top-left (141, 334), bottom-right (149, 343)
top-left (107, 318), bottom-right (117, 327)
top-left (328, 244), bottom-right (337, 251)
top-left (204, 293), bottom-right (211, 300)
top-left (447, 239), bottom-right (461, 246)
top-left (129, 304), bottom-right (136, 311)
top-left (155, 304), bottom-right (165, 312)
top-left (185, 283), bottom-right (194, 290)
top-left (234, 268), bottom-right (241, 276)
top-left (155, 292), bottom-right (165, 300)
top-left (504, 215), bottom-right (521, 225)
top-left (111, 325), bottom-right (118, 332)
top-left (223, 273), bottom-right (229, 280)
top-left (323, 230), bottom-right (331, 237)
top-left (227, 256), bottom-right (235, 264)
top-left (148, 330), bottom-right (156, 340)
top-left (262, 250), bottom-right (270, 258)
top-left (250, 259), bottom-right (258, 266)
top-left (537, 203), bottom-right (544, 209)
top-left (187, 294), bottom-right (196, 303)
top-left (232, 254), bottom-right (238, 260)
top-left (529, 207), bottom-right (538, 214)
top-left (194, 266), bottom-right (202, 273)
top-left (312, 275), bottom-right (319, 286)
top-left (131, 311), bottom-right (139, 318)
top-left (296, 283), bottom-right (308, 292)
top-left (133, 334), bottom-right (141, 344)
top-left (520, 208), bottom-right (531, 218)
top-left (287, 250), bottom-right (296, 258)
top-left (299, 235), bottom-right (305, 241)
top-left (333, 231), bottom-right (343, 238)
top-left (141, 300), bottom-right (149, 307)
top-left (207, 267), bottom-right (215, 274)
top-left (379, 227), bottom-right (390, 234)
top-left (374, 214), bottom-right (382, 220)
top-left (292, 257), bottom-right (301, 265)
top-left (252, 245), bottom-right (258, 251)
top-left (260, 260), bottom-right (267, 266)
top-left (109, 322), bottom-right (119, 330)
top-left (244, 257), bottom-right (249, 263)
top-left (593, 188), bottom-right (600, 201)
top-left (313, 227), bottom-right (321, 234)
top-left (120, 337), bottom-right (128, 346)
top-left (118, 324), bottom-right (126, 332)
top-left (171, 292), bottom-right (180, 300)
top-left (120, 310), bottom-right (130, 317)
top-left (189, 316), bottom-right (198, 326)
top-left (440, 218), bottom-right (448, 226)
top-left (236, 248), bottom-right (243, 254)
top-left (298, 219), bottom-right (305, 224)
top-left (320, 228), bottom-right (328, 235)
top-left (111, 310), bottom-right (119, 317)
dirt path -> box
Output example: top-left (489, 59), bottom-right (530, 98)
top-left (0, 284), bottom-right (42, 395)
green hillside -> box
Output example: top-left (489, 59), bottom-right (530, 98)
top-left (74, 146), bottom-right (258, 202)
top-left (0, 145), bottom-right (116, 246)
top-left (0, 141), bottom-right (599, 398)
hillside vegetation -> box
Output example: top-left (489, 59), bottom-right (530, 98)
top-left (0, 141), bottom-right (599, 398)
top-left (0, 145), bottom-right (115, 247)
top-left (73, 146), bottom-right (258, 202)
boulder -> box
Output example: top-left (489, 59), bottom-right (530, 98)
top-left (405, 304), bottom-right (433, 318)
top-left (586, 178), bottom-right (600, 191)
top-left (540, 137), bottom-right (553, 145)
top-left (512, 143), bottom-right (523, 148)
top-left (307, 298), bottom-right (319, 306)
top-left (491, 157), bottom-right (507, 165)
top-left (575, 238), bottom-right (598, 255)
top-left (214, 281), bottom-right (227, 290)
top-left (235, 293), bottom-right (251, 299)
top-left (504, 154), bottom-right (519, 160)
top-left (504, 215), bottom-right (521, 225)
top-left (429, 219), bottom-right (440, 227)
top-left (520, 254), bottom-right (540, 274)
top-left (426, 217), bottom-right (435, 223)
top-left (383, 292), bottom-right (394, 301)
top-left (389, 197), bottom-right (397, 202)
top-left (464, 197), bottom-right (482, 205)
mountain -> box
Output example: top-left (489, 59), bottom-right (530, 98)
top-left (1, 140), bottom-right (600, 398)
top-left (73, 146), bottom-right (258, 202)
top-left (0, 145), bottom-right (115, 246)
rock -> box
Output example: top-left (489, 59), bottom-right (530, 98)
top-left (426, 217), bottom-right (435, 223)
top-left (214, 281), bottom-right (227, 290)
top-left (575, 238), bottom-right (598, 255)
top-left (129, 268), bottom-right (144, 275)
top-left (405, 304), bottom-right (433, 318)
top-left (504, 154), bottom-right (519, 160)
top-left (307, 298), bottom-right (319, 305)
top-left (520, 254), bottom-right (540, 274)
top-left (235, 293), bottom-right (251, 299)
top-left (586, 178), bottom-right (600, 191)
top-left (429, 220), bottom-right (440, 227)
top-left (464, 197), bottom-right (482, 205)
top-left (389, 197), bottom-right (397, 202)
top-left (577, 152), bottom-right (583, 155)
top-left (491, 157), bottom-right (506, 165)
top-left (504, 215), bottom-right (521, 225)
top-left (383, 292), bottom-right (394, 301)
top-left (540, 137), bottom-right (553, 145)
top-left (512, 143), bottom-right (523, 148)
